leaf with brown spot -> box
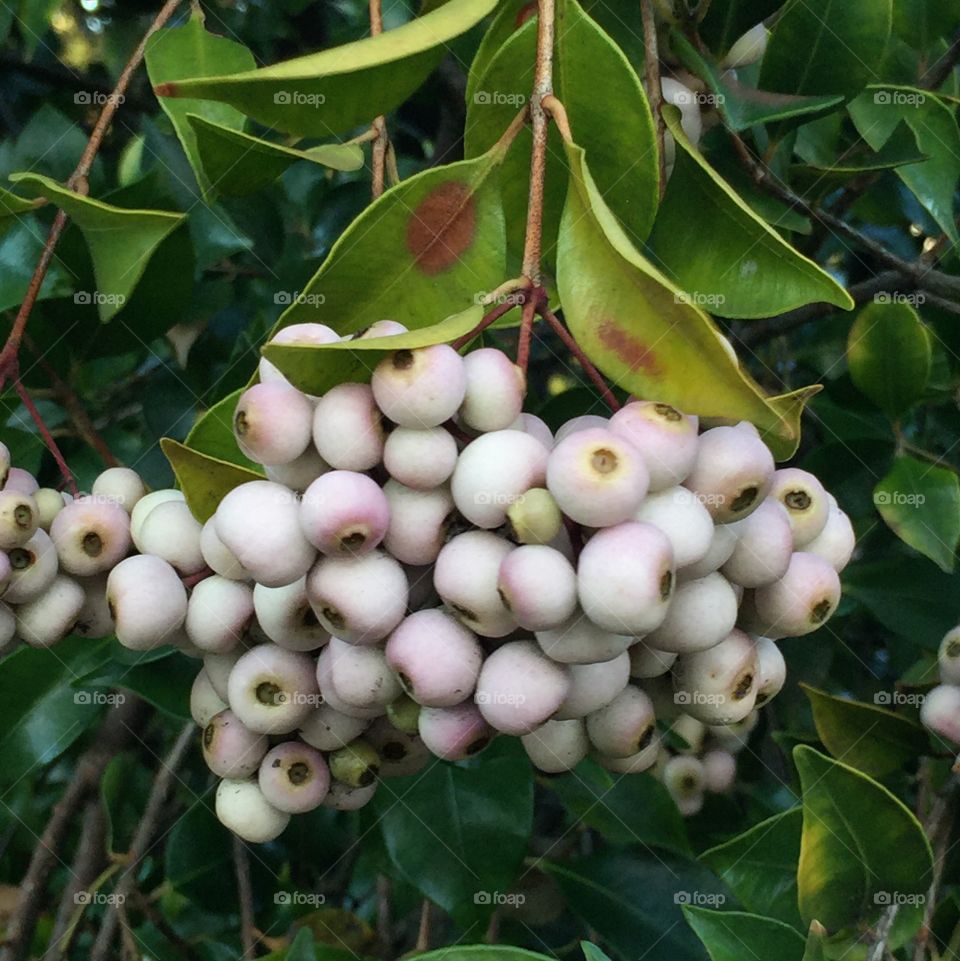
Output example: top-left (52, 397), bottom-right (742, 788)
top-left (557, 142), bottom-right (818, 460)
top-left (266, 147), bottom-right (506, 338)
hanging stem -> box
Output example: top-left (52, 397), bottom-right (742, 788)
top-left (640, 0), bottom-right (667, 197)
top-left (537, 304), bottom-right (621, 411)
top-left (13, 374), bottom-right (78, 495)
top-left (369, 0), bottom-right (390, 199)
top-left (520, 0), bottom-right (557, 283)
top-left (516, 297), bottom-right (538, 373)
top-left (233, 835), bottom-right (256, 959)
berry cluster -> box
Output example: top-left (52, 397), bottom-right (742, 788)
top-left (0, 320), bottom-right (854, 843)
top-left (0, 453), bottom-right (145, 652)
top-left (920, 626), bottom-right (960, 745)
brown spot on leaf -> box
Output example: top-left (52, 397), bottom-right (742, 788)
top-left (406, 180), bottom-right (476, 276)
top-left (597, 320), bottom-right (661, 375)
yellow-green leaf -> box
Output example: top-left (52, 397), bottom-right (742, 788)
top-left (265, 305), bottom-right (482, 396)
top-left (648, 109), bottom-right (852, 319)
top-left (9, 172), bottom-right (185, 323)
top-left (161, 438), bottom-right (264, 523)
top-left (186, 115), bottom-right (363, 199)
top-left (795, 745), bottom-right (932, 931)
top-left (801, 684), bottom-right (928, 777)
top-left (154, 0), bottom-right (497, 137)
top-left (556, 142), bottom-right (819, 459)
top-left (0, 186), bottom-right (43, 218)
top-left (268, 148), bottom-right (505, 336)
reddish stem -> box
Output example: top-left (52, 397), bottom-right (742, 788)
top-left (516, 297), bottom-right (537, 373)
top-left (537, 304), bottom-right (621, 411)
top-left (450, 295), bottom-right (530, 351)
top-left (13, 373), bottom-right (78, 495)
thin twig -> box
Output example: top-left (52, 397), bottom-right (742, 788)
top-left (368, 0), bottom-right (389, 199)
top-left (233, 835), bottom-right (256, 959)
top-left (640, 0), bottom-right (666, 196)
top-left (520, 0), bottom-right (557, 283)
top-left (729, 133), bottom-right (960, 302)
top-left (13, 374), bottom-right (79, 495)
top-left (415, 899), bottom-right (432, 953)
top-left (0, 699), bottom-right (147, 961)
top-left (537, 304), bottom-right (621, 411)
top-left (516, 297), bottom-right (538, 373)
top-left (42, 801), bottom-right (107, 960)
top-left (0, 0), bottom-right (185, 389)
top-left (89, 722), bottom-right (195, 961)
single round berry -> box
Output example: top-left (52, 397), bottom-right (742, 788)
top-left (629, 643), bottom-right (678, 679)
top-left (673, 629), bottom-right (758, 725)
top-left (751, 552), bottom-right (841, 638)
top-left (459, 348), bottom-right (525, 432)
top-left (215, 778), bottom-right (289, 843)
top-left (754, 636), bottom-right (786, 706)
top-left (418, 702), bottom-right (492, 760)
top-left (202, 709), bottom-right (268, 778)
top-left (301, 470), bottom-right (389, 556)
top-left (722, 497), bottom-right (793, 588)
top-left (234, 381), bottom-right (314, 466)
top-left (6, 532), bottom-right (62, 606)
top-left (134, 499), bottom-right (206, 576)
top-left (258, 741), bottom-right (330, 813)
top-left (0, 491), bottom-right (38, 550)
top-left (299, 703), bottom-right (370, 751)
top-left (227, 644), bottom-right (319, 734)
top-left (535, 612), bottom-right (633, 665)
top-left (50, 496), bottom-right (131, 577)
top-left (554, 652), bottom-right (630, 719)
top-left (191, 669), bottom-right (228, 727)
top-left (521, 719), bottom-right (589, 773)
top-left (506, 488), bottom-right (563, 545)
top-left (107, 554), bottom-right (188, 650)
top-left (497, 544), bottom-right (577, 631)
top-left (91, 467), bottom-right (146, 513)
top-left (371, 344), bottom-right (467, 428)
top-left (253, 577), bottom-right (330, 652)
top-left (609, 401), bottom-right (699, 491)
top-left (312, 382), bottom-right (385, 471)
top-left (585, 686), bottom-right (657, 758)
top-left (259, 322), bottom-right (339, 385)
top-left (383, 426), bottom-right (459, 490)
top-left (803, 494), bottom-right (855, 572)
top-left (200, 518), bottom-right (250, 581)
top-left (16, 575), bottom-right (85, 648)
top-left (768, 468), bottom-right (829, 548)
top-left (633, 485), bottom-right (714, 569)
top-left (382, 481), bottom-right (454, 566)
top-left (328, 739), bottom-right (380, 788)
top-left (327, 637), bottom-right (403, 709)
top-left (645, 572), bottom-right (739, 654)
top-left (185, 576), bottom-right (254, 654)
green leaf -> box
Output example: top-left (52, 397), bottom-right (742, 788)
top-left (0, 637), bottom-right (113, 788)
top-left (702, 809), bottom-right (803, 928)
top-left (648, 108), bottom-right (852, 319)
top-left (416, 949), bottom-right (556, 961)
top-left (269, 149), bottom-right (505, 335)
top-left (801, 684), bottom-right (928, 777)
top-left (185, 114), bottom-right (363, 199)
top-left (165, 801), bottom-right (233, 904)
top-left (759, 0), bottom-right (894, 98)
top-left (554, 0), bottom-right (660, 243)
top-left (874, 456), bottom-right (960, 572)
top-left (466, 0), bottom-right (659, 265)
top-left (546, 759), bottom-right (691, 856)
top-left (161, 437), bottom-right (265, 523)
top-left (849, 87), bottom-right (960, 246)
top-left (794, 745), bottom-right (933, 930)
top-left (185, 388), bottom-right (260, 470)
top-left (671, 31), bottom-right (844, 131)
top-left (795, 120), bottom-right (927, 174)
top-left (544, 852), bottom-right (728, 961)
top-left (9, 173), bottom-right (186, 322)
top-left (79, 653), bottom-right (194, 720)
top-left (265, 304), bottom-right (482, 395)
top-left (683, 907), bottom-right (805, 961)
top-left (557, 141), bottom-right (819, 459)
top-left (0, 218), bottom-right (72, 312)
top-left (466, 0), bottom-right (532, 105)
top-left (846, 300), bottom-right (931, 418)
top-left (373, 738), bottom-right (533, 928)
top-left (699, 0), bottom-right (784, 55)
top-left (0, 186), bottom-right (42, 217)
top-left (154, 0), bottom-right (498, 137)
top-left (580, 943), bottom-right (613, 961)
top-left (801, 921), bottom-right (829, 961)
top-left (145, 16), bottom-right (257, 201)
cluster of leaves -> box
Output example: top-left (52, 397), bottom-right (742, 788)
top-left (1, 0), bottom-right (960, 959)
